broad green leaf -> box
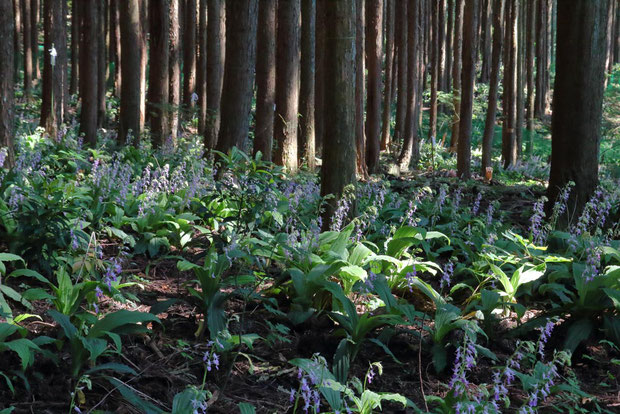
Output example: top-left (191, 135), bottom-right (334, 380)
top-left (564, 318), bottom-right (593, 354)
top-left (48, 310), bottom-right (78, 340)
top-left (80, 337), bottom-right (108, 362)
top-left (107, 377), bottom-right (167, 414)
top-left (1, 338), bottom-right (40, 370)
top-left (0, 323), bottom-right (19, 342)
top-left (238, 403), bottom-right (256, 414)
top-left (349, 243), bottom-right (373, 266)
top-left (85, 362), bottom-right (137, 376)
top-left (88, 310), bottom-right (160, 339)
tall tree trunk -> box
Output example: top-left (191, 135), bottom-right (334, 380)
top-left (501, 0), bottom-right (518, 169)
top-left (215, 0), bottom-right (257, 153)
top-left (169, 0), bottom-right (181, 142)
top-left (109, 0), bottom-right (120, 95)
top-left (515, 0), bottom-right (525, 159)
top-left (365, 0), bottom-right (382, 174)
top-left (69, 0), bottom-right (78, 95)
top-left (614, 3), bottom-right (620, 63)
top-left (480, 0), bottom-right (493, 82)
top-left (457, 0), bottom-right (478, 178)
top-left (31, 0), bottom-right (40, 82)
top-left (446, 0), bottom-right (454, 93)
top-left (547, 0), bottom-right (608, 216)
top-left (398, 0), bottom-right (421, 171)
top-left (148, 0), bottom-right (170, 147)
top-left (21, 0), bottom-right (33, 98)
top-left (450, 0), bottom-right (464, 150)
top-left (13, 0), bottom-right (21, 84)
top-left (78, 0), bottom-right (99, 145)
top-left (534, 0), bottom-right (547, 118)
top-left (140, 1), bottom-right (148, 130)
top-left (197, 0), bottom-right (207, 133)
top-left (438, 0), bottom-right (447, 104)
top-left (299, 0), bottom-right (316, 169)
top-left (605, 0), bottom-right (616, 74)
top-left (119, 0), bottom-right (142, 144)
top-left (525, 0), bottom-right (536, 154)
top-left (315, 0), bottom-right (326, 157)
top-left (1, 0), bottom-right (15, 167)
top-left (97, 0), bottom-right (107, 128)
top-left (394, 2), bottom-right (407, 143)
top-left (380, 0), bottom-right (394, 151)
top-left (40, 0), bottom-right (67, 136)
top-left (428, 0), bottom-right (439, 142)
top-left (254, 0), bottom-right (276, 161)
top-left (481, 0), bottom-right (504, 173)
top-left (274, 0), bottom-right (301, 171)
top-left (355, 0), bottom-right (367, 178)
top-left (320, 0), bottom-right (356, 227)
top-left (182, 0), bottom-right (196, 109)
top-left (205, 0), bottom-right (225, 149)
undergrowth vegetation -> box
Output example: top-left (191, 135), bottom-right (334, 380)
top-left (0, 69), bottom-right (619, 414)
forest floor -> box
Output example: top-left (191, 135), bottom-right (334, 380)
top-left (2, 172), bottom-right (619, 413)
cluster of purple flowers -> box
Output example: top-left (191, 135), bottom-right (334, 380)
top-left (366, 364), bottom-right (376, 384)
top-left (14, 149), bottom-right (42, 177)
top-left (0, 148), bottom-right (7, 168)
top-left (190, 397), bottom-right (208, 414)
top-left (583, 242), bottom-right (601, 283)
top-left (485, 203), bottom-right (495, 227)
top-left (405, 267), bottom-right (417, 292)
top-left (519, 360), bottom-right (559, 414)
top-left (537, 319), bottom-right (555, 359)
top-left (453, 187), bottom-right (463, 212)
top-left (449, 337), bottom-right (478, 397)
top-left (7, 186), bottom-right (25, 211)
top-left (203, 340), bottom-right (221, 372)
top-left (550, 183), bottom-right (572, 223)
top-left (291, 367), bottom-right (321, 413)
top-left (440, 261), bottom-right (454, 290)
top-left (530, 198), bottom-right (547, 245)
top-left (330, 196), bottom-right (351, 232)
top-left (490, 345), bottom-right (524, 410)
top-left (103, 257), bottom-right (122, 292)
top-left (437, 186), bottom-right (448, 213)
top-left (570, 187), bottom-right (615, 250)
top-left (472, 193), bottom-right (483, 216)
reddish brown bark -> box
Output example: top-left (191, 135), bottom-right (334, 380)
top-left (481, 0), bottom-right (504, 173)
top-left (547, 0), bottom-right (608, 216)
top-left (274, 0), bottom-right (301, 172)
top-left (182, 0), bottom-right (196, 109)
top-left (320, 0), bottom-right (356, 226)
top-left (299, 0), bottom-right (316, 169)
top-left (450, 0), bottom-right (464, 151)
top-left (40, 0), bottom-right (67, 135)
top-left (380, 0), bottom-right (395, 151)
top-left (119, 0), bottom-right (142, 144)
top-left (215, 0), bottom-right (257, 153)
top-left (21, 0), bottom-right (33, 98)
top-left (457, 0), bottom-right (478, 179)
top-left (501, 0), bottom-right (518, 169)
top-left (355, 0), bottom-right (368, 179)
top-left (365, 0), bottom-right (382, 174)
top-left (205, 0), bottom-right (225, 150)
top-left (148, 0), bottom-right (170, 147)
top-left (79, 0), bottom-right (99, 145)
top-left (197, 0), bottom-right (207, 133)
top-left (254, 0), bottom-right (276, 161)
top-left (1, 0), bottom-right (15, 167)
